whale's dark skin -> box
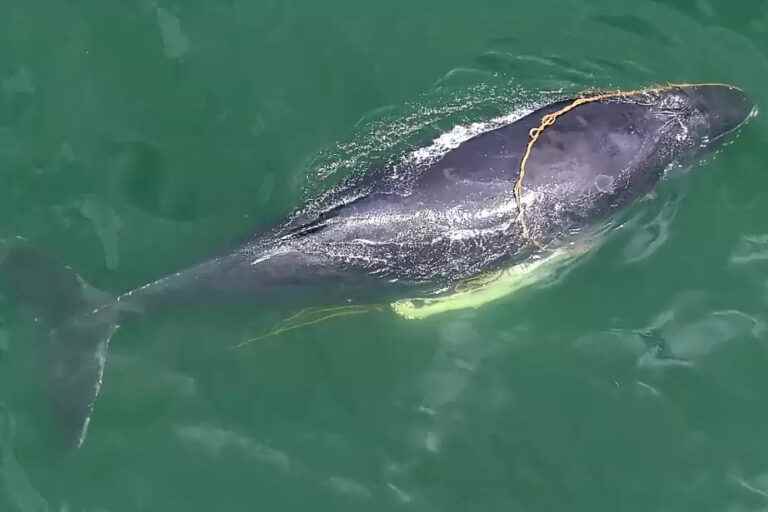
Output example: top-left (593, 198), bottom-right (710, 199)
top-left (121, 84), bottom-right (754, 309)
top-left (0, 83), bottom-right (754, 447)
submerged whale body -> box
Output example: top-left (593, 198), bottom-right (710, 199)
top-left (0, 84), bottom-right (754, 447)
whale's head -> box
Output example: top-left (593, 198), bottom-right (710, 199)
top-left (518, 84), bottom-right (754, 199)
top-left (679, 84), bottom-right (754, 141)
top-left (648, 83), bottom-right (755, 162)
top-left (516, 83), bottom-right (754, 243)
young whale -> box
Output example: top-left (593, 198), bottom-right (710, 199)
top-left (0, 83), bottom-right (755, 447)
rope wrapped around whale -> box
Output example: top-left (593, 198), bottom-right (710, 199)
top-left (513, 83), bottom-right (732, 246)
top-left (238, 84), bottom-right (732, 342)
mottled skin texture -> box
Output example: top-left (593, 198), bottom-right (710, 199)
top-left (0, 84), bottom-right (754, 448)
top-left (125, 85), bottom-right (752, 311)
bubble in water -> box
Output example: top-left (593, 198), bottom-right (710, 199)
top-left (326, 476), bottom-right (372, 500)
top-left (2, 67), bottom-right (35, 96)
top-left (175, 424), bottom-right (291, 472)
top-left (622, 192), bottom-right (682, 264)
top-left (156, 7), bottom-right (190, 59)
top-left (664, 310), bottom-right (763, 360)
top-left (730, 234), bottom-right (768, 265)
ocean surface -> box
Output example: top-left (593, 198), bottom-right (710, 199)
top-left (2, 1), bottom-right (768, 510)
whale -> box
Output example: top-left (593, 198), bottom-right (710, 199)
top-left (0, 83), bottom-right (755, 448)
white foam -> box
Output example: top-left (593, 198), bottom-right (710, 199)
top-left (399, 108), bottom-right (532, 170)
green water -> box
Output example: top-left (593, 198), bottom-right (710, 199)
top-left (2, 0), bottom-right (768, 510)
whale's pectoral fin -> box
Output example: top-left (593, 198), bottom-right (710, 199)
top-left (0, 240), bottom-right (117, 449)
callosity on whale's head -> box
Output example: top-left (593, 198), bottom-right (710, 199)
top-left (677, 83), bottom-right (754, 143)
top-left (641, 84), bottom-right (754, 168)
top-left (631, 83), bottom-right (754, 187)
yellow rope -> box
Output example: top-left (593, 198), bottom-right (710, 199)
top-left (512, 82), bottom-right (735, 246)
top-left (513, 89), bottom-right (646, 246)
top-left (515, 96), bottom-right (609, 205)
top-left (514, 83), bottom-right (736, 214)
top-left (232, 304), bottom-right (385, 348)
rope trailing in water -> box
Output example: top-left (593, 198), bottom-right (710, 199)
top-left (233, 304), bottom-right (386, 348)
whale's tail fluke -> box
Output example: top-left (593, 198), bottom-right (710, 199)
top-left (0, 241), bottom-right (118, 449)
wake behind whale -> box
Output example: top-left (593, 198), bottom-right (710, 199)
top-left (0, 83), bottom-right (755, 448)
